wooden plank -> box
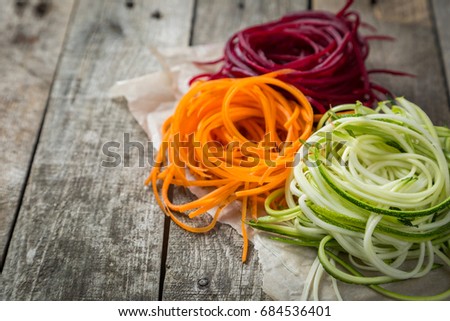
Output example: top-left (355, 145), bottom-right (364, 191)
top-left (2, 0), bottom-right (194, 300)
top-left (162, 0), bottom-right (309, 301)
top-left (432, 0), bottom-right (450, 104)
top-left (0, 0), bottom-right (74, 269)
top-left (313, 0), bottom-right (450, 125)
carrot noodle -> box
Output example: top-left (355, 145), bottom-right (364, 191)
top-left (146, 70), bottom-right (314, 262)
top-left (190, 0), bottom-right (412, 114)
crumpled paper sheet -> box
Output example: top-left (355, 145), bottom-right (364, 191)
top-left (109, 45), bottom-right (449, 301)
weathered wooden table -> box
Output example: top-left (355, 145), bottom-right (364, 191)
top-left (1, 0), bottom-right (449, 300)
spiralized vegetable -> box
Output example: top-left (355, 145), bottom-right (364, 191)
top-left (249, 98), bottom-right (450, 300)
top-left (147, 71), bottom-right (313, 262)
top-left (190, 0), bottom-right (409, 114)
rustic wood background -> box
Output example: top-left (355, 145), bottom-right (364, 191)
top-left (0, 0), bottom-right (449, 300)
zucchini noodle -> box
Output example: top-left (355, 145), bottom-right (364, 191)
top-left (249, 97), bottom-right (450, 300)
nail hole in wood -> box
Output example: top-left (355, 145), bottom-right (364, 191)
top-left (238, 1), bottom-right (245, 10)
top-left (16, 0), bottom-right (27, 8)
top-left (197, 277), bottom-right (209, 287)
top-left (34, 1), bottom-right (50, 18)
top-left (126, 0), bottom-right (134, 9)
top-left (151, 10), bottom-right (162, 19)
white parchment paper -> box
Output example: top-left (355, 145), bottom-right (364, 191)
top-left (109, 45), bottom-right (449, 301)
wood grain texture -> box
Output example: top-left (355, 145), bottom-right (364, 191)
top-left (162, 0), bottom-right (309, 301)
top-left (432, 0), bottom-right (450, 105)
top-left (314, 0), bottom-right (450, 125)
top-left (1, 0), bottom-right (194, 300)
top-left (0, 0), bottom-right (74, 268)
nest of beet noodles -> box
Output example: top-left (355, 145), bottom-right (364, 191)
top-left (190, 0), bottom-right (410, 113)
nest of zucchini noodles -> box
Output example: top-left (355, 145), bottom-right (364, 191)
top-left (249, 97), bottom-right (450, 300)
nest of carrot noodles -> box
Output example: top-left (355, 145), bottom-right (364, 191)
top-left (147, 71), bottom-right (313, 261)
top-left (190, 0), bottom-right (409, 114)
